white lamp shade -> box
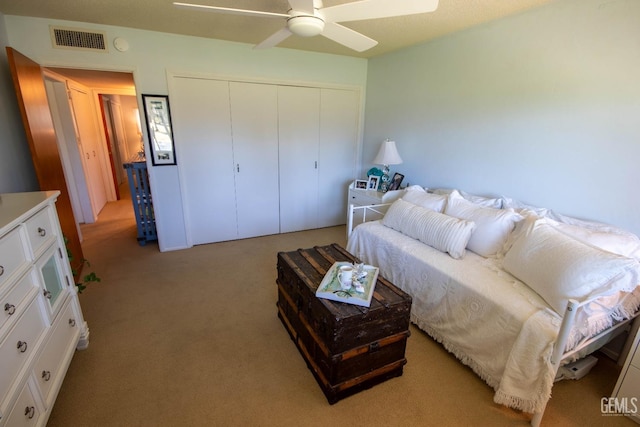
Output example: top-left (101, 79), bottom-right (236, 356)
top-left (373, 140), bottom-right (403, 165)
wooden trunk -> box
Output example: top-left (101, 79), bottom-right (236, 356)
top-left (276, 243), bottom-right (412, 403)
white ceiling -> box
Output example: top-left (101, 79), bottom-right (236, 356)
top-left (1, 0), bottom-right (556, 59)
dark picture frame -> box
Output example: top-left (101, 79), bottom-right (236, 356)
top-left (142, 94), bottom-right (177, 166)
top-left (388, 173), bottom-right (404, 191)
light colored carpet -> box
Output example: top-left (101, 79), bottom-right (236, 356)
top-left (46, 191), bottom-right (635, 426)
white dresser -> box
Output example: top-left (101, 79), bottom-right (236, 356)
top-left (0, 191), bottom-right (89, 426)
top-left (612, 320), bottom-right (640, 423)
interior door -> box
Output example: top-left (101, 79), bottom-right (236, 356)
top-left (6, 47), bottom-right (84, 276)
top-left (99, 95), bottom-right (121, 199)
top-left (229, 82), bottom-right (280, 239)
top-left (68, 84), bottom-right (109, 216)
top-left (278, 86), bottom-right (320, 233)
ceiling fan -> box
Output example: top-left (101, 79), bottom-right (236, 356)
top-left (173, 0), bottom-right (439, 52)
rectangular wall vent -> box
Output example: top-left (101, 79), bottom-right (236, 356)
top-left (50, 26), bottom-right (107, 52)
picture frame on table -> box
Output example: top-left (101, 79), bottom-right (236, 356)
top-left (388, 173), bottom-right (405, 191)
top-left (367, 175), bottom-right (380, 191)
top-left (142, 94), bottom-right (177, 166)
top-left (355, 179), bottom-right (368, 190)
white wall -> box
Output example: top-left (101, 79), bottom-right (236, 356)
top-left (364, 0), bottom-right (640, 235)
top-left (4, 15), bottom-right (368, 250)
top-left (0, 12), bottom-right (38, 193)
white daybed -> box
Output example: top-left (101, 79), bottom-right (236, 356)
top-left (346, 187), bottom-right (640, 426)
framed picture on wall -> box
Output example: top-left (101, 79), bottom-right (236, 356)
top-left (142, 94), bottom-right (177, 166)
top-left (367, 175), bottom-right (380, 191)
top-left (388, 173), bottom-right (404, 191)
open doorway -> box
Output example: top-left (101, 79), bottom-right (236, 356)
top-left (42, 68), bottom-right (142, 235)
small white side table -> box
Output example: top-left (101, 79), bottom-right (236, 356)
top-left (347, 182), bottom-right (404, 228)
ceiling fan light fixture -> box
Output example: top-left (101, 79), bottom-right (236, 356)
top-left (287, 15), bottom-right (325, 37)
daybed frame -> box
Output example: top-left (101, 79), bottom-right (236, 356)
top-left (347, 203), bottom-right (640, 426)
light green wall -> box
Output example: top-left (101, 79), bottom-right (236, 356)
top-left (365, 0), bottom-right (640, 235)
top-left (0, 12), bottom-right (38, 193)
top-left (3, 15), bottom-right (368, 250)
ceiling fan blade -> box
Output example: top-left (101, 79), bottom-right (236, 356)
top-left (254, 27), bottom-right (293, 50)
top-left (323, 0), bottom-right (439, 23)
top-left (173, 2), bottom-right (288, 19)
top-left (287, 0), bottom-right (315, 14)
top-left (321, 22), bottom-right (377, 52)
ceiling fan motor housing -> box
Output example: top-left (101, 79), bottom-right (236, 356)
top-left (287, 13), bottom-right (325, 37)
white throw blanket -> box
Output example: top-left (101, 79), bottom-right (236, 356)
top-left (347, 221), bottom-right (640, 413)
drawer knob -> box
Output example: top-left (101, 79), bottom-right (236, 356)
top-left (24, 406), bottom-right (35, 419)
top-left (44, 290), bottom-right (52, 299)
top-left (4, 303), bottom-right (16, 315)
top-left (69, 318), bottom-right (76, 327)
top-left (17, 340), bottom-right (28, 353)
top-left (42, 370), bottom-right (51, 381)
top-left (0, 265), bottom-right (4, 276)
top-left (38, 227), bottom-right (46, 237)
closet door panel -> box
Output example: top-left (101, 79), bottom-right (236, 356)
top-left (171, 77), bottom-right (237, 245)
top-left (318, 88), bottom-right (359, 227)
top-left (229, 82), bottom-right (280, 238)
top-left (278, 86), bottom-right (320, 233)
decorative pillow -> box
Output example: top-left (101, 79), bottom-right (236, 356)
top-left (502, 218), bottom-right (640, 314)
top-left (444, 190), bottom-right (523, 257)
top-left (382, 198), bottom-right (415, 232)
top-left (432, 188), bottom-right (503, 209)
top-left (383, 199), bottom-right (476, 259)
top-left (552, 220), bottom-right (640, 261)
top-left (402, 187), bottom-right (447, 212)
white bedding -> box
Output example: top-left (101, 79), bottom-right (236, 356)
top-left (347, 220), bottom-right (640, 413)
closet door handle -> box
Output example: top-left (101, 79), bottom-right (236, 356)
top-left (236, 164), bottom-right (240, 173)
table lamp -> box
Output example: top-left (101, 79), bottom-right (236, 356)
top-left (373, 139), bottom-right (403, 192)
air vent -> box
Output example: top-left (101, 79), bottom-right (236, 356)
top-left (50, 26), bottom-right (107, 52)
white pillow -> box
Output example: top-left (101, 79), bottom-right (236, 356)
top-left (502, 218), bottom-right (640, 314)
top-left (432, 188), bottom-right (503, 209)
top-left (383, 199), bottom-right (476, 259)
top-left (402, 187), bottom-right (447, 212)
top-left (445, 190), bottom-right (523, 257)
top-left (552, 220), bottom-right (640, 261)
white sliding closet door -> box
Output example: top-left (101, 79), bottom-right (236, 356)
top-left (229, 82), bottom-right (280, 238)
top-left (171, 77), bottom-right (237, 245)
top-left (318, 88), bottom-right (359, 227)
top-left (278, 86), bottom-right (321, 233)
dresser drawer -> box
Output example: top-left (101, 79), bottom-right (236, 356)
top-left (0, 227), bottom-right (29, 289)
top-left (3, 377), bottom-right (43, 427)
top-left (349, 191), bottom-right (381, 206)
top-left (0, 298), bottom-right (47, 403)
top-left (24, 207), bottom-right (57, 258)
top-left (1, 271), bottom-right (38, 338)
top-left (33, 300), bottom-right (79, 408)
